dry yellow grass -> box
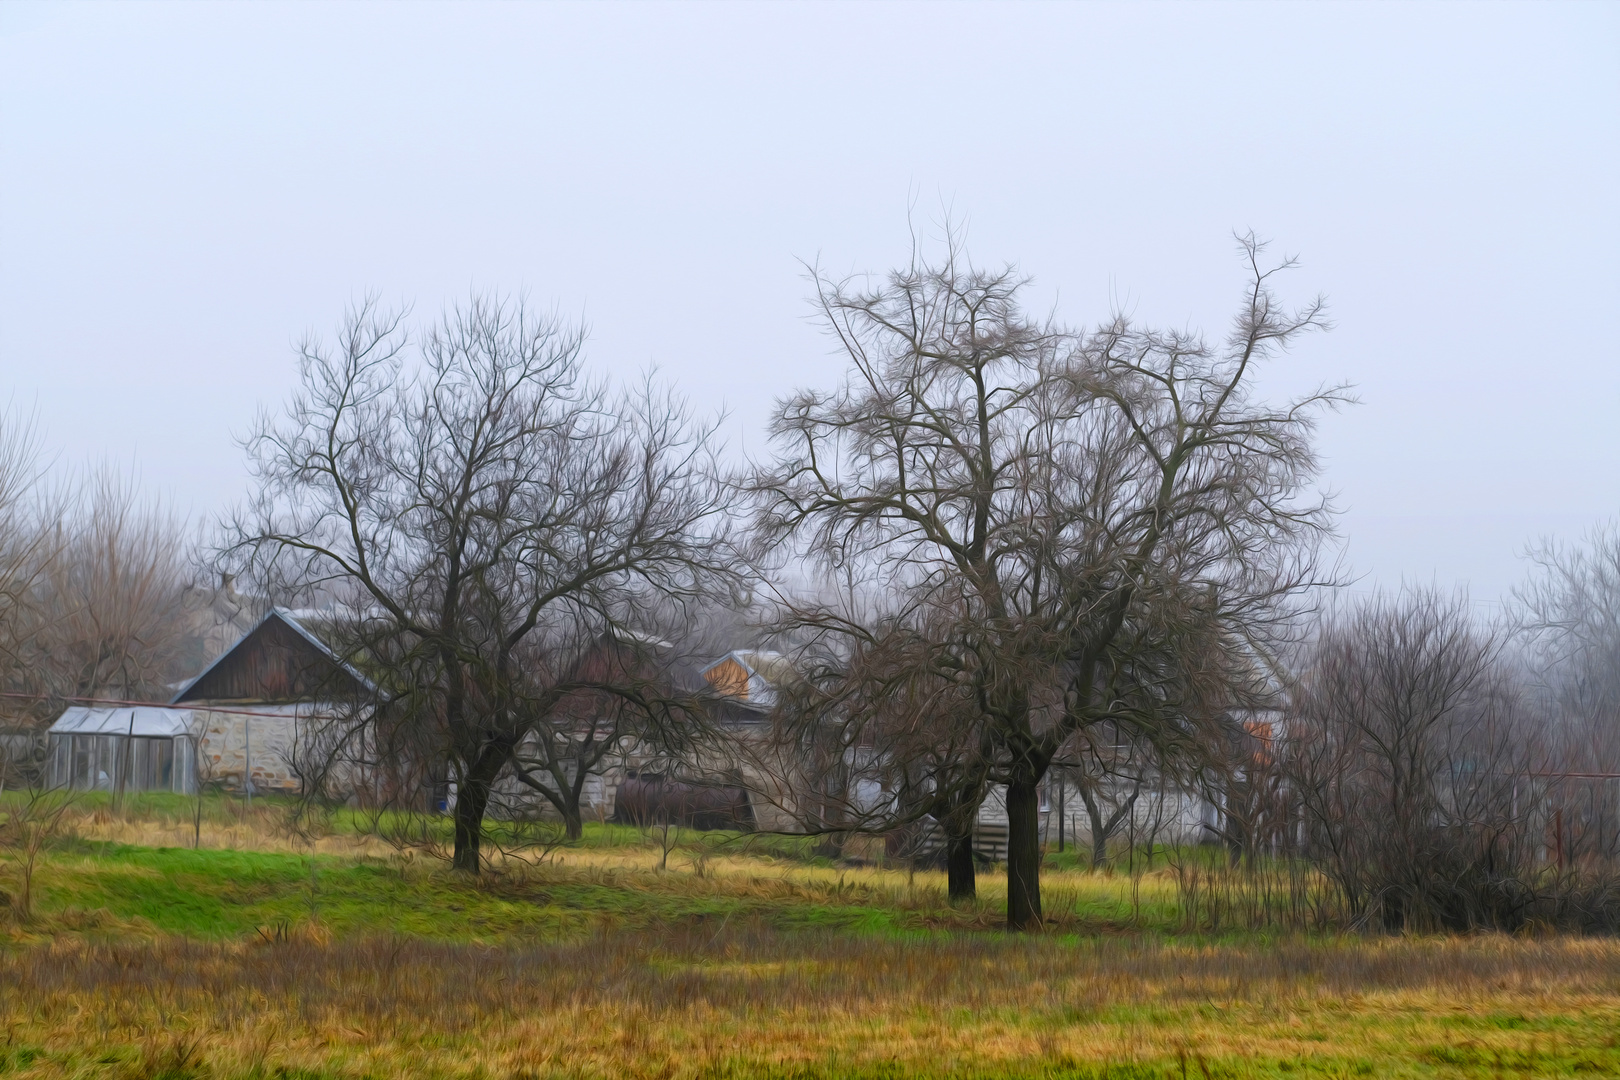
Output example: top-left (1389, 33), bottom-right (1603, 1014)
top-left (540, 845), bottom-right (1182, 931)
top-left (1, 930), bottom-right (1616, 1078)
top-left (68, 801), bottom-right (400, 859)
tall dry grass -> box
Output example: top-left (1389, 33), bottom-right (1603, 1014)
top-left (1165, 856), bottom-right (1346, 933)
top-left (1, 929), bottom-right (1615, 1078)
top-left (67, 798), bottom-right (396, 859)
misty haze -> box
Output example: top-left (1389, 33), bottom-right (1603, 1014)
top-left (1, 4), bottom-right (1617, 1078)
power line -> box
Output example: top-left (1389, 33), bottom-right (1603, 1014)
top-left (0, 690), bottom-right (329, 721)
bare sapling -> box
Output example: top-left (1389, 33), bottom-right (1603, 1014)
top-left (1, 781), bottom-right (81, 922)
top-left (1285, 588), bottom-right (1540, 931)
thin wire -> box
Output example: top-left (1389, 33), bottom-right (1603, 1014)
top-left (0, 690), bottom-right (333, 721)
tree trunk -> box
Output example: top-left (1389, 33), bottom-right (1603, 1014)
top-left (452, 748), bottom-right (507, 873)
top-left (562, 802), bottom-right (583, 842)
top-left (1079, 780), bottom-right (1109, 869)
top-left (944, 815), bottom-right (976, 903)
top-left (452, 781), bottom-right (489, 872)
top-left (939, 784), bottom-right (982, 903)
top-left (1381, 888), bottom-right (1406, 933)
top-left (1005, 778), bottom-right (1043, 930)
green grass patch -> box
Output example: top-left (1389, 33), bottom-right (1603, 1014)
top-left (9, 836), bottom-right (912, 944)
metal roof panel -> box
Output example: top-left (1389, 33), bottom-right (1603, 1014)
top-left (49, 706), bottom-right (199, 738)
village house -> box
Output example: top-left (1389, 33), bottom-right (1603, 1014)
top-left (683, 648), bottom-right (1234, 860)
top-left (608, 649), bottom-right (790, 831)
top-left (46, 608), bottom-right (373, 796)
top-left (41, 601), bottom-right (1232, 862)
top-left (487, 640), bottom-right (777, 829)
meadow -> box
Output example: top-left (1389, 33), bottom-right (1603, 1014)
top-left (1, 794), bottom-right (1616, 1079)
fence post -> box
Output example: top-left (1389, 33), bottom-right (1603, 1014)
top-left (244, 715), bottom-right (252, 808)
top-left (1057, 775), bottom-right (1065, 853)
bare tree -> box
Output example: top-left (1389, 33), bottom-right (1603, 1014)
top-left (1285, 589), bottom-right (1536, 931)
top-left (1517, 521), bottom-right (1620, 866)
top-left (506, 630), bottom-right (712, 841)
top-left (0, 413), bottom-right (191, 759)
top-left (0, 782), bottom-right (80, 922)
top-left (767, 608), bottom-right (993, 900)
top-left (1061, 727), bottom-right (1146, 870)
top-left (752, 229), bottom-right (1340, 928)
top-left (26, 469), bottom-right (192, 706)
top-left (0, 409), bottom-right (64, 741)
top-left (227, 295), bottom-right (737, 871)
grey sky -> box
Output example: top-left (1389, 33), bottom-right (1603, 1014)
top-left (2, 2), bottom-right (1615, 602)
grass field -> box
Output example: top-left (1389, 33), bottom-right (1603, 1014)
top-left (2, 794), bottom-right (1616, 1079)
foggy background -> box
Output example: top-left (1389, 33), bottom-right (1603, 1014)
top-left (1, 1), bottom-right (1615, 601)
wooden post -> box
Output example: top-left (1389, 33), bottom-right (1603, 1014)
top-left (115, 708), bottom-right (137, 811)
top-left (1554, 806), bottom-right (1565, 871)
top-left (244, 716), bottom-right (252, 808)
top-left (1057, 774), bottom-right (1065, 854)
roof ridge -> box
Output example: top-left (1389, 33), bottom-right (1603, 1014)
top-left (169, 608), bottom-right (376, 705)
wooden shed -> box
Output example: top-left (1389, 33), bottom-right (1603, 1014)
top-left (167, 609), bottom-right (374, 795)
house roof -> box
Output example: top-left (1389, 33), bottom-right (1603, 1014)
top-left (170, 608), bottom-right (375, 705)
top-left (703, 650), bottom-right (793, 687)
top-left (700, 649), bottom-right (798, 714)
top-left (50, 706), bottom-right (198, 738)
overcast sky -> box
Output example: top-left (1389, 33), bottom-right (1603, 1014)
top-left (1, 2), bottom-right (1615, 602)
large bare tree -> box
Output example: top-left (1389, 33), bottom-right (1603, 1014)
top-left (753, 231), bottom-right (1340, 928)
top-left (503, 630), bottom-right (713, 840)
top-left (228, 295), bottom-right (736, 870)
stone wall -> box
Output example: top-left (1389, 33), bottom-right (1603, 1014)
top-left (194, 707), bottom-right (304, 794)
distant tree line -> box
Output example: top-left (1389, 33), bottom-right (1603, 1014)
top-left (0, 423), bottom-right (193, 740)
